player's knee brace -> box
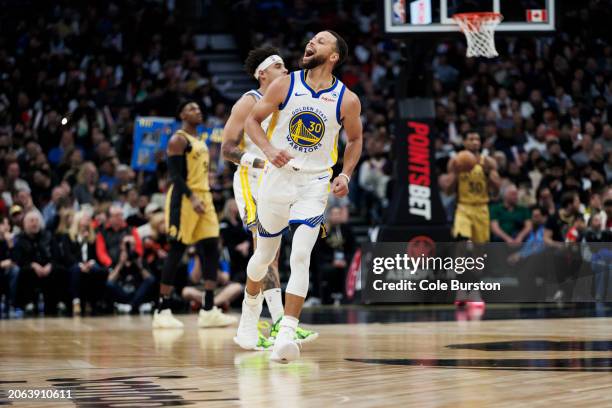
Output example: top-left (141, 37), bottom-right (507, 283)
top-left (286, 244), bottom-right (311, 298)
top-left (247, 237), bottom-right (279, 282)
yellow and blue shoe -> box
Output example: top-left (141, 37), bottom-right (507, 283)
top-left (269, 317), bottom-right (319, 345)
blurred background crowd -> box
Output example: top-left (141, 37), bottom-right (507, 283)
top-left (0, 0), bottom-right (609, 317)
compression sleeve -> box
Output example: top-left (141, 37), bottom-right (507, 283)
top-left (167, 155), bottom-right (192, 198)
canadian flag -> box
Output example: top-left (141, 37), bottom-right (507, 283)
top-left (526, 9), bottom-right (548, 22)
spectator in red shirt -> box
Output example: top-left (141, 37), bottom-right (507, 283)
top-left (95, 204), bottom-right (143, 268)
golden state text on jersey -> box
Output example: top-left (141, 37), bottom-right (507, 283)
top-left (270, 70), bottom-right (346, 172)
top-left (288, 107), bottom-right (328, 152)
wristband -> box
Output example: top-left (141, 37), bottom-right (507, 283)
top-left (240, 152), bottom-right (259, 168)
top-left (338, 173), bottom-right (351, 183)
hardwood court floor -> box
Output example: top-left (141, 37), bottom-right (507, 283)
top-left (0, 308), bottom-right (611, 407)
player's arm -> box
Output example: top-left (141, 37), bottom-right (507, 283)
top-left (167, 133), bottom-right (204, 214)
top-left (244, 76), bottom-right (293, 167)
top-left (443, 158), bottom-right (459, 194)
top-left (484, 156), bottom-right (501, 193)
top-left (331, 90), bottom-right (363, 198)
top-left (221, 95), bottom-right (265, 169)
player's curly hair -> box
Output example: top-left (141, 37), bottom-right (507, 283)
top-left (244, 46), bottom-right (281, 77)
top-left (175, 100), bottom-right (198, 120)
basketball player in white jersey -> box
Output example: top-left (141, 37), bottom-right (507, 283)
top-left (221, 47), bottom-right (318, 348)
top-left (233, 31), bottom-right (363, 363)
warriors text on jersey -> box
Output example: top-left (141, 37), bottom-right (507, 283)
top-left (268, 70), bottom-right (346, 172)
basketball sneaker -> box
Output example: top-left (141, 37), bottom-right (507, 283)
top-left (255, 332), bottom-right (274, 351)
top-left (198, 307), bottom-right (237, 328)
top-left (233, 293), bottom-right (263, 350)
top-left (269, 317), bottom-right (319, 344)
top-left (269, 328), bottom-right (300, 364)
top-left (152, 309), bottom-right (184, 329)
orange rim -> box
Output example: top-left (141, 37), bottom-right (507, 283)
top-left (452, 12), bottom-right (503, 31)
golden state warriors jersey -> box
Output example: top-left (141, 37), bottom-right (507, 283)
top-left (269, 70), bottom-right (345, 172)
top-left (176, 129), bottom-right (210, 193)
top-left (241, 89), bottom-right (271, 161)
top-left (458, 156), bottom-right (488, 205)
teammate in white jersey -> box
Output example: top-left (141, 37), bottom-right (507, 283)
top-left (221, 47), bottom-right (317, 348)
top-left (234, 31), bottom-right (363, 363)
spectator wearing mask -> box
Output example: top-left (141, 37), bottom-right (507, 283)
top-left (12, 211), bottom-right (68, 315)
top-left (490, 184), bottom-right (532, 243)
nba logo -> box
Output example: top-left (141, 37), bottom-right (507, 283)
top-left (392, 0), bottom-right (406, 24)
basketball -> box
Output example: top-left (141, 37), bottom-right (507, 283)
top-left (455, 150), bottom-right (478, 172)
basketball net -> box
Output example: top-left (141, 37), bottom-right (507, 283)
top-left (453, 12), bottom-right (503, 58)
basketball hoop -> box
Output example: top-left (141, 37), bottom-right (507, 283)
top-left (452, 12), bottom-right (503, 58)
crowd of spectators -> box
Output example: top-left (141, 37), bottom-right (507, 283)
top-left (0, 1), bottom-right (236, 316)
top-left (0, 0), bottom-right (610, 316)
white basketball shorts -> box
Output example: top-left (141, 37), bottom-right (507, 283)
top-left (256, 164), bottom-right (331, 237)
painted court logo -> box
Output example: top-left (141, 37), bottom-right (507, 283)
top-left (289, 111), bottom-right (325, 148)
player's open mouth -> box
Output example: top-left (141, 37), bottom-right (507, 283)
top-left (305, 48), bottom-right (315, 57)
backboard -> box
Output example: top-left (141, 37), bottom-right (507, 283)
top-left (384, 0), bottom-right (555, 33)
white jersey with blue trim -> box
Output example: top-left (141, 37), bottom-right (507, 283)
top-left (269, 70), bottom-right (346, 172)
top-left (241, 89), bottom-right (271, 160)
